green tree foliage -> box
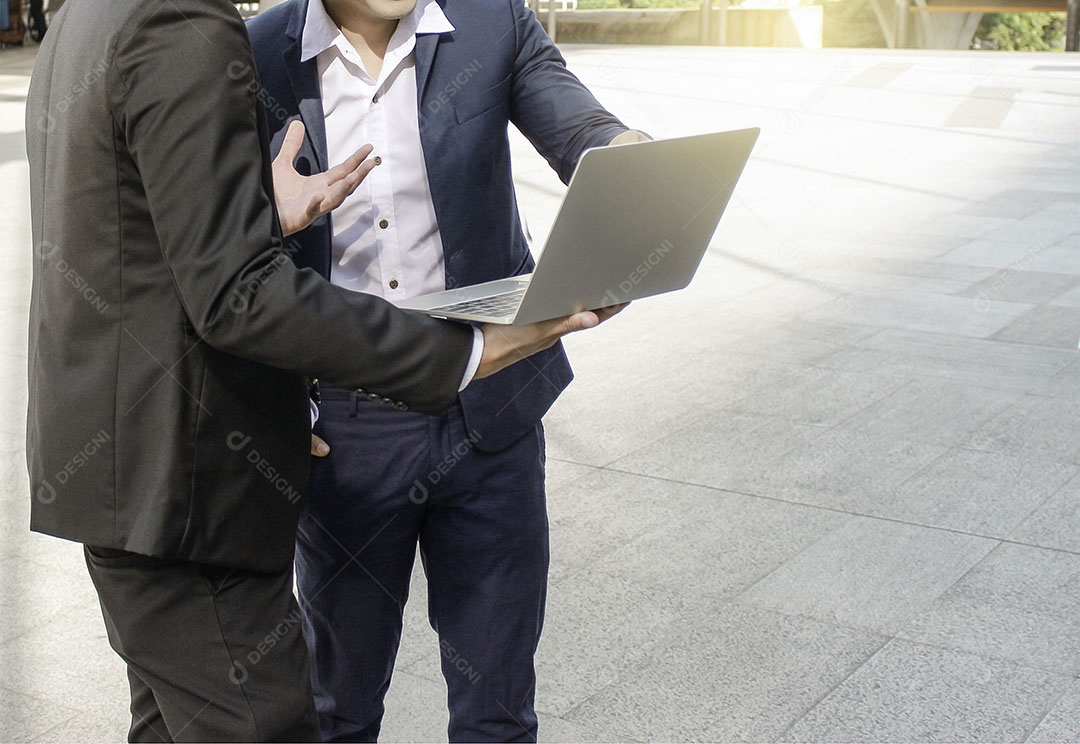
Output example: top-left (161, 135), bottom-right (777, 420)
top-left (973, 12), bottom-right (1065, 50)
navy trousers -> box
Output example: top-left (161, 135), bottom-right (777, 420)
top-left (296, 388), bottom-right (549, 743)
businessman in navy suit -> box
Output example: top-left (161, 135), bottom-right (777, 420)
top-left (248, 1), bottom-right (644, 739)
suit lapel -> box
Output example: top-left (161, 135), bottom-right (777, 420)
top-left (281, 0), bottom-right (332, 276)
top-left (283, 39), bottom-right (329, 173)
top-left (414, 32), bottom-right (441, 112)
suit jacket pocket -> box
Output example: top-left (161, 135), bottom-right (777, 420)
top-left (453, 75), bottom-right (511, 124)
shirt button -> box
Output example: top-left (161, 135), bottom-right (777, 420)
top-left (388, 279), bottom-right (399, 289)
top-left (379, 219), bottom-right (389, 229)
top-left (373, 156), bottom-right (383, 166)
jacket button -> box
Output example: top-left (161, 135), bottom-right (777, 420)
top-left (379, 219), bottom-right (389, 229)
top-left (394, 402), bottom-right (409, 411)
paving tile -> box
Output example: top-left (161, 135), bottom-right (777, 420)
top-left (594, 490), bottom-right (847, 599)
top-left (1045, 281), bottom-right (1080, 308)
top-left (380, 671), bottom-right (451, 743)
top-left (770, 317), bottom-right (882, 353)
top-left (837, 377), bottom-right (1025, 448)
top-left (537, 712), bottom-right (641, 743)
top-left (973, 203), bottom-right (1080, 248)
top-left (956, 269), bottom-right (1080, 306)
top-left (608, 410), bottom-right (828, 495)
top-left (1027, 358), bottom-right (1080, 400)
top-left (990, 302), bottom-right (1080, 348)
top-left (1011, 474), bottom-right (1080, 553)
top-left (28, 701), bottom-right (128, 743)
top-left (898, 543), bottom-right (1080, 676)
top-left (1023, 240), bottom-right (1080, 275)
top-left (725, 365), bottom-right (907, 427)
top-left (0, 556), bottom-right (97, 641)
top-left (884, 447), bottom-right (1078, 537)
top-left (855, 256), bottom-right (998, 283)
top-left (0, 597), bottom-right (120, 707)
top-left (721, 277), bottom-right (849, 323)
top-left (545, 458), bottom-right (601, 492)
top-left (937, 238), bottom-right (1052, 269)
top-left (543, 374), bottom-right (709, 467)
top-left (0, 686), bottom-right (80, 744)
top-left (546, 326), bottom-right (803, 468)
top-left (805, 265), bottom-right (973, 296)
top-left (968, 393), bottom-right (1080, 465)
top-left (3, 530), bottom-right (86, 573)
top-left (394, 558), bottom-right (437, 678)
top-left (915, 213), bottom-right (1015, 239)
top-left (565, 602), bottom-right (885, 742)
top-left (823, 230), bottom-right (969, 260)
top-left (781, 640), bottom-right (1072, 743)
top-left (535, 573), bottom-right (685, 717)
top-left (545, 469), bottom-right (714, 586)
top-left (1026, 679), bottom-right (1080, 744)
top-left (738, 516), bottom-right (996, 635)
top-left (804, 288), bottom-right (1030, 338)
top-left (0, 486), bottom-right (31, 551)
top-left (751, 428), bottom-right (948, 513)
top-left (957, 189), bottom-right (1067, 219)
top-left (814, 331), bottom-right (1074, 393)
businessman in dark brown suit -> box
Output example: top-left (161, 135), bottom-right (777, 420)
top-left (24, 0), bottom-right (619, 739)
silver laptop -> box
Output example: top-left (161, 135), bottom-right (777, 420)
top-left (395, 128), bottom-right (760, 325)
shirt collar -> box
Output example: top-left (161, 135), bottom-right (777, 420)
top-left (301, 0), bottom-right (454, 64)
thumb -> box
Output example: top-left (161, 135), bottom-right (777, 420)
top-left (563, 311), bottom-right (599, 334)
top-left (279, 120), bottom-right (306, 164)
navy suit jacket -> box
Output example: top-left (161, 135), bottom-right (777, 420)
top-left (248, 0), bottom-right (629, 452)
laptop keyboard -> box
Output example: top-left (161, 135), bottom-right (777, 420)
top-left (429, 288), bottom-right (527, 317)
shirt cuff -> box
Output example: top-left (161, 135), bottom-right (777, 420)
top-left (458, 326), bottom-right (485, 392)
top-left (309, 398), bottom-right (319, 428)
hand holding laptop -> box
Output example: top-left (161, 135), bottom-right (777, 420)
top-left (475, 303), bottom-right (629, 380)
top-left (395, 129), bottom-right (760, 325)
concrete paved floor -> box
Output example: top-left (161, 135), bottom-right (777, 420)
top-left (2, 37), bottom-right (1080, 743)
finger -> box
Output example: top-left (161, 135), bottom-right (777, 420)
top-left (562, 310), bottom-right (600, 333)
top-left (278, 120), bottom-right (306, 165)
top-left (311, 433), bottom-right (330, 457)
top-left (321, 159), bottom-right (378, 210)
top-left (325, 144), bottom-right (375, 183)
top-left (593, 302), bottom-right (629, 322)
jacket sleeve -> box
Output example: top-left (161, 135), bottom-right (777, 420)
top-left (507, 0), bottom-right (631, 184)
top-left (107, 0), bottom-right (472, 414)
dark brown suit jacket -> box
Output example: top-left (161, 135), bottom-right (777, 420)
top-left (24, 0), bottom-right (473, 572)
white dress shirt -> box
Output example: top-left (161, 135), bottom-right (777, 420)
top-left (303, 0), bottom-right (483, 395)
